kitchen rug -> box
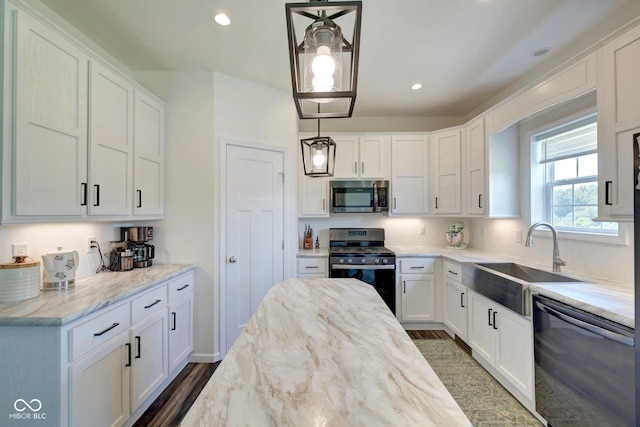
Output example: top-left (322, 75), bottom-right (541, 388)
top-left (413, 339), bottom-right (542, 427)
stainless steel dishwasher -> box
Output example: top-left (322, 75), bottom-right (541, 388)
top-left (533, 295), bottom-right (635, 426)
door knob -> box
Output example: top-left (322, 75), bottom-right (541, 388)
top-left (228, 256), bottom-right (237, 263)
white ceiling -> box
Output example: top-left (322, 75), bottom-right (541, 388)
top-left (38, 0), bottom-right (639, 118)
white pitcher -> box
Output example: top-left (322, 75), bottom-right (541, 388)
top-left (42, 246), bottom-right (79, 290)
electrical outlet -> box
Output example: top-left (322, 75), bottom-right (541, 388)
top-left (12, 243), bottom-right (28, 258)
top-left (87, 236), bottom-right (97, 254)
top-left (515, 229), bottom-right (522, 243)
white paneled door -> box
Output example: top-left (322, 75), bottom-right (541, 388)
top-left (225, 144), bottom-right (284, 353)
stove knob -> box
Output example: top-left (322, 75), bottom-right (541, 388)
top-left (339, 258), bottom-right (345, 264)
top-left (347, 258), bottom-right (352, 264)
top-left (374, 258), bottom-right (380, 264)
top-left (382, 258), bottom-right (388, 264)
top-left (361, 258), bottom-right (367, 264)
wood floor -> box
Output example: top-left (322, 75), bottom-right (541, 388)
top-left (135, 331), bottom-right (448, 426)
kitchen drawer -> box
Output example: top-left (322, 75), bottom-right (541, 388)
top-left (399, 257), bottom-right (435, 274)
top-left (444, 260), bottom-right (462, 281)
top-left (132, 285), bottom-right (167, 324)
top-left (297, 257), bottom-right (328, 275)
top-left (168, 271), bottom-right (194, 302)
top-left (69, 302), bottom-right (131, 361)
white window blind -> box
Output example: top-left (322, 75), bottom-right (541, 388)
top-left (538, 115), bottom-right (597, 163)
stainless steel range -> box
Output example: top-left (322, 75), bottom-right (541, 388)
top-left (329, 228), bottom-right (396, 314)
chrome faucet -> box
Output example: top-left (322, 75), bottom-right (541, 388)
top-left (525, 222), bottom-right (566, 272)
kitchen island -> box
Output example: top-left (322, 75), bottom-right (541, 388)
top-left (180, 278), bottom-right (471, 427)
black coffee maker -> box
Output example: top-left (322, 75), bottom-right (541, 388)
top-left (121, 226), bottom-right (155, 268)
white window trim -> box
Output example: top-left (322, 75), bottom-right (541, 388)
top-left (530, 223), bottom-right (630, 246)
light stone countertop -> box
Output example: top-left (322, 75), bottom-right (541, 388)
top-left (296, 248), bottom-right (329, 257)
top-left (180, 278), bottom-right (471, 427)
top-left (0, 263), bottom-right (195, 326)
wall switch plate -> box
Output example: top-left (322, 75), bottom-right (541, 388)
top-left (12, 243), bottom-right (28, 258)
top-left (87, 236), bottom-right (96, 254)
top-left (515, 229), bottom-right (522, 243)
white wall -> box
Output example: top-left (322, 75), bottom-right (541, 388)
top-left (298, 116), bottom-right (464, 133)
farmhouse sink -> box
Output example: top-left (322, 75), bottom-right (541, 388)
top-left (462, 262), bottom-right (582, 315)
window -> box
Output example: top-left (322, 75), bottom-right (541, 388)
top-left (534, 114), bottom-right (618, 235)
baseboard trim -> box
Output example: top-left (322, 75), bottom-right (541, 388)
top-left (189, 352), bottom-right (218, 363)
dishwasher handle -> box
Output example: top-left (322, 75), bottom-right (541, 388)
top-left (535, 300), bottom-right (634, 347)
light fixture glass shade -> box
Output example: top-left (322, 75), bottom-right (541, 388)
top-left (301, 136), bottom-right (336, 176)
top-left (286, 1), bottom-right (362, 119)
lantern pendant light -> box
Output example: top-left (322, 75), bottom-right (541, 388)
top-left (286, 1), bottom-right (362, 119)
top-left (300, 118), bottom-right (336, 177)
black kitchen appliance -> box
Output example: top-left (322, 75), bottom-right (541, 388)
top-left (329, 228), bottom-right (396, 314)
top-left (330, 180), bottom-right (389, 213)
top-left (121, 226), bottom-right (155, 268)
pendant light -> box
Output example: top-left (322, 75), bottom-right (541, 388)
top-left (300, 118), bottom-right (336, 176)
top-left (286, 0), bottom-right (362, 119)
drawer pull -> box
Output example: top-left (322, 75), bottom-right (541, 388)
top-left (410, 266), bottom-right (425, 269)
top-left (177, 284), bottom-right (190, 291)
top-left (125, 343), bottom-right (131, 367)
top-left (93, 322), bottom-right (119, 337)
top-left (144, 299), bottom-right (162, 309)
top-left (135, 336), bottom-right (141, 359)
top-left (447, 270), bottom-right (458, 275)
top-left (171, 312), bottom-right (177, 331)
top-left (305, 266), bottom-right (319, 269)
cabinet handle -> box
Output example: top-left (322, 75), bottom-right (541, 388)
top-left (305, 266), bottom-right (319, 269)
top-left (93, 184), bottom-right (100, 207)
top-left (460, 292), bottom-right (465, 308)
top-left (605, 181), bottom-right (613, 205)
top-left (354, 162), bottom-right (357, 174)
top-left (488, 308), bottom-right (493, 326)
top-left (144, 299), bottom-right (162, 309)
top-left (93, 322), bottom-right (119, 337)
top-left (410, 266), bottom-right (425, 269)
top-left (448, 270), bottom-right (458, 275)
top-left (361, 162), bottom-right (365, 175)
top-left (125, 343), bottom-right (131, 367)
top-left (81, 183), bottom-right (87, 206)
top-left (177, 284), bottom-right (190, 291)
top-left (393, 197), bottom-right (397, 210)
top-left (135, 336), bottom-right (141, 358)
top-left (493, 311), bottom-right (498, 330)
top-left (435, 197), bottom-right (439, 209)
top-left (403, 280), bottom-right (406, 293)
top-left (137, 190), bottom-right (142, 208)
top-left (322, 198), bottom-right (325, 211)
top-left (478, 194), bottom-right (483, 209)
top-left (171, 312), bottom-right (177, 331)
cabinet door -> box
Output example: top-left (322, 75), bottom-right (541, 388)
top-left (299, 176), bottom-right (329, 217)
top-left (130, 310), bottom-right (168, 412)
top-left (444, 280), bottom-right (467, 342)
top-left (169, 295), bottom-right (193, 373)
top-left (88, 61), bottom-right (134, 216)
top-left (495, 308), bottom-right (534, 401)
top-left (71, 332), bottom-right (130, 427)
top-left (400, 274), bottom-right (434, 322)
top-left (13, 12), bottom-right (88, 216)
top-left (359, 135), bottom-right (389, 179)
top-left (597, 24), bottom-right (640, 219)
top-left (133, 92), bottom-right (164, 216)
top-left (391, 135), bottom-right (429, 214)
top-left (432, 129), bottom-right (462, 214)
top-left (466, 118), bottom-right (486, 215)
top-left (332, 135), bottom-right (359, 178)
top-left (469, 292), bottom-right (496, 364)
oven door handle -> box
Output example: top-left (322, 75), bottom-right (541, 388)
top-left (330, 265), bottom-right (396, 270)
top-left (535, 300), bottom-right (634, 347)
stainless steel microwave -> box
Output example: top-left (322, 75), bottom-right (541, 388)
top-left (330, 180), bottom-right (389, 213)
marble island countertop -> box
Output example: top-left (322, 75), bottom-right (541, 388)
top-left (0, 263), bottom-right (195, 326)
top-left (180, 278), bottom-right (471, 427)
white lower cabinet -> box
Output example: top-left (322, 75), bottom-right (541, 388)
top-left (398, 257), bottom-right (436, 323)
top-left (443, 260), bottom-right (467, 342)
top-left (468, 290), bottom-right (534, 404)
top-left (168, 275), bottom-right (194, 373)
top-left (297, 256), bottom-right (328, 278)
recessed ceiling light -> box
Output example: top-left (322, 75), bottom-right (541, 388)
top-left (411, 83), bottom-right (422, 90)
top-left (531, 47), bottom-right (550, 57)
top-left (214, 13), bottom-right (231, 26)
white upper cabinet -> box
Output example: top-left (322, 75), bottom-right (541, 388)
top-left (332, 134), bottom-right (390, 180)
top-left (391, 135), bottom-right (429, 215)
top-left (465, 118), bottom-right (486, 215)
top-left (299, 176), bottom-right (329, 217)
top-left (133, 92), bottom-right (165, 216)
top-left (88, 60), bottom-right (134, 216)
top-left (597, 23), bottom-right (640, 220)
top-left (432, 128), bottom-right (462, 214)
top-left (13, 10), bottom-right (88, 217)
